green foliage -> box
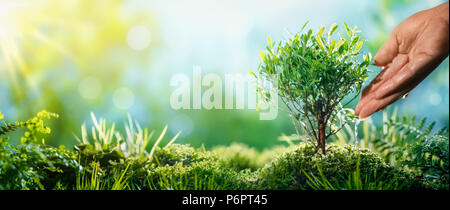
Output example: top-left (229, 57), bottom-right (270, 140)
top-left (0, 110), bottom-right (59, 144)
top-left (0, 110), bottom-right (443, 190)
top-left (352, 112), bottom-right (449, 189)
top-left (255, 22), bottom-right (370, 153)
top-left (303, 157), bottom-right (408, 190)
top-left (153, 144), bottom-right (213, 166)
top-left (370, 113), bottom-right (446, 162)
top-left (0, 142), bottom-right (81, 190)
top-left (402, 131), bottom-right (449, 189)
top-left (211, 143), bottom-right (288, 171)
top-left (146, 154), bottom-right (241, 190)
top-left (75, 161), bottom-right (131, 190)
top-left (0, 111), bottom-right (79, 190)
top-left (70, 114), bottom-right (246, 190)
top-left (252, 142), bottom-right (418, 190)
top-left (212, 143), bottom-right (259, 171)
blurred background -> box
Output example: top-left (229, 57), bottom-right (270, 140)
top-left (0, 0), bottom-right (448, 150)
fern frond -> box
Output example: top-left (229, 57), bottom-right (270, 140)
top-left (371, 115), bottom-right (448, 164)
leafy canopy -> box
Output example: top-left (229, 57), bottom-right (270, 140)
top-left (254, 22), bottom-right (371, 152)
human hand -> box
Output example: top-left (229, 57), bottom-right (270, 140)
top-left (355, 2), bottom-right (449, 119)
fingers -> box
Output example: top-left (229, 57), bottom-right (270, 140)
top-left (355, 75), bottom-right (378, 115)
top-left (358, 88), bottom-right (411, 119)
top-left (369, 55), bottom-right (409, 92)
top-left (355, 53), bottom-right (436, 119)
top-left (375, 53), bottom-right (434, 99)
top-left (355, 55), bottom-right (409, 116)
top-left (373, 30), bottom-right (399, 67)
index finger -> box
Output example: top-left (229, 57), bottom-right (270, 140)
top-left (375, 53), bottom-right (436, 99)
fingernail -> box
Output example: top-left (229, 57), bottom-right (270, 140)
top-left (357, 111), bottom-right (367, 119)
top-left (358, 107), bottom-right (372, 120)
top-left (359, 115), bottom-right (369, 120)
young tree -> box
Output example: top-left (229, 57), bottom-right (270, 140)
top-left (254, 23), bottom-right (371, 154)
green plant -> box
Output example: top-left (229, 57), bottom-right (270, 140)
top-left (211, 143), bottom-right (288, 171)
top-left (70, 113), bottom-right (243, 190)
top-left (1, 110), bottom-right (59, 144)
top-left (2, 109), bottom-right (441, 190)
top-left (374, 114), bottom-right (448, 171)
top-left (74, 112), bottom-right (180, 167)
top-left (402, 130), bottom-right (449, 189)
top-left (76, 161), bottom-right (104, 190)
top-left (303, 157), bottom-right (408, 190)
top-left (72, 113), bottom-right (184, 189)
top-left (153, 144), bottom-right (213, 166)
top-left (145, 144), bottom-right (246, 190)
top-left (146, 162), bottom-right (234, 190)
top-left (0, 110), bottom-right (79, 190)
top-left (254, 22), bottom-right (371, 154)
top-left (76, 161), bottom-right (131, 190)
top-left (253, 142), bottom-right (418, 190)
top-left (327, 110), bottom-right (449, 189)
top-left (364, 112), bottom-right (448, 187)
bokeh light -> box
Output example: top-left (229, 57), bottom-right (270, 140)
top-left (0, 0), bottom-right (448, 149)
top-left (126, 25), bottom-right (152, 51)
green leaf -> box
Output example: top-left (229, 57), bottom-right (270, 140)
top-left (328, 23), bottom-right (338, 39)
top-left (364, 52), bottom-right (372, 63)
top-left (300, 21), bottom-right (309, 33)
top-left (259, 50), bottom-right (266, 62)
top-left (335, 39), bottom-right (344, 50)
top-left (329, 39), bottom-right (336, 53)
top-left (344, 22), bottom-right (351, 37)
top-left (248, 70), bottom-right (257, 78)
top-left (317, 26), bottom-right (325, 38)
top-left (268, 35), bottom-right (273, 49)
top-left (353, 41), bottom-right (363, 53)
top-left (315, 35), bottom-right (325, 51)
top-left (350, 36), bottom-right (360, 47)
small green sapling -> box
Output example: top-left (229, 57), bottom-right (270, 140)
top-left (254, 23), bottom-right (371, 154)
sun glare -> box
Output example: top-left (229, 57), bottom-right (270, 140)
top-left (0, 0), bottom-right (28, 92)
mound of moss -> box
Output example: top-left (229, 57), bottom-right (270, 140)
top-left (211, 143), bottom-right (289, 172)
top-left (137, 144), bottom-right (246, 190)
top-left (211, 143), bottom-right (260, 171)
top-left (250, 143), bottom-right (420, 190)
top-left (152, 144), bottom-right (214, 166)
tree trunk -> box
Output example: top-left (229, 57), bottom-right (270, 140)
top-left (318, 123), bottom-right (326, 154)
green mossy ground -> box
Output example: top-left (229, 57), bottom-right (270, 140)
top-left (0, 141), bottom-right (432, 190)
top-left (1, 111), bottom-right (447, 190)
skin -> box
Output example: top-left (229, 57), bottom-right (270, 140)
top-left (355, 2), bottom-right (449, 119)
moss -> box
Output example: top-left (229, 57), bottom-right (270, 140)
top-left (211, 143), bottom-right (260, 171)
top-left (251, 142), bottom-right (419, 190)
top-left (143, 144), bottom-right (245, 190)
top-left (211, 143), bottom-right (288, 171)
top-left (152, 144), bottom-right (214, 166)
